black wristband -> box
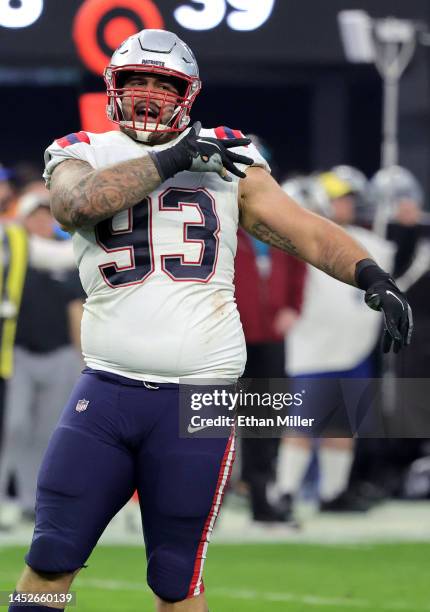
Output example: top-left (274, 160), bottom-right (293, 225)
top-left (148, 142), bottom-right (192, 182)
top-left (355, 258), bottom-right (393, 291)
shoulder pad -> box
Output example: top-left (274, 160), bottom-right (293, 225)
top-left (55, 131), bottom-right (90, 149)
top-left (214, 126), bottom-right (246, 140)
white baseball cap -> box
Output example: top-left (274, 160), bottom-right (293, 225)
top-left (17, 192), bottom-right (50, 218)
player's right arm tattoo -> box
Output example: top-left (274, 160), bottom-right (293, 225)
top-left (50, 156), bottom-right (163, 229)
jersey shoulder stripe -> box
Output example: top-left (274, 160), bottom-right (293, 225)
top-left (56, 131), bottom-right (90, 149)
top-left (214, 126), bottom-right (245, 140)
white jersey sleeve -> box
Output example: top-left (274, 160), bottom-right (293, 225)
top-left (43, 131), bottom-right (94, 188)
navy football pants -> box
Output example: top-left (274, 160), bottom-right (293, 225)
top-left (25, 369), bottom-right (235, 602)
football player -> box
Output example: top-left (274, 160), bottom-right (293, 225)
top-left (9, 30), bottom-right (412, 612)
top-left (277, 173), bottom-right (395, 521)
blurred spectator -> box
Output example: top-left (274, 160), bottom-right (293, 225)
top-left (370, 166), bottom-right (424, 244)
top-left (346, 167), bottom-right (430, 499)
top-left (235, 135), bottom-right (306, 523)
top-left (0, 169), bottom-right (28, 447)
top-left (0, 184), bottom-right (84, 526)
top-left (370, 166), bottom-right (430, 377)
top-left (331, 165), bottom-right (373, 227)
top-left (0, 164), bottom-right (17, 220)
top-left (235, 227), bottom-right (306, 522)
top-left (276, 170), bottom-right (395, 518)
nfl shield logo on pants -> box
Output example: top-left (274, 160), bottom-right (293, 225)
top-left (75, 399), bottom-right (89, 413)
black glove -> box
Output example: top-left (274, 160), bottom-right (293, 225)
top-left (149, 121), bottom-right (254, 182)
top-left (355, 259), bottom-right (413, 353)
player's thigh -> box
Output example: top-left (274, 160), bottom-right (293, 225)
top-left (26, 372), bottom-right (135, 573)
top-left (137, 425), bottom-right (235, 602)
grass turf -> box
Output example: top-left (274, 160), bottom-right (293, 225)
top-left (0, 542), bottom-right (428, 611)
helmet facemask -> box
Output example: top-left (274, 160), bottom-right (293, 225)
top-left (104, 64), bottom-right (201, 143)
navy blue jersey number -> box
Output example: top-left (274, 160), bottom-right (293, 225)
top-left (95, 188), bottom-right (219, 287)
top-left (95, 198), bottom-right (154, 288)
top-left (160, 188), bottom-right (219, 281)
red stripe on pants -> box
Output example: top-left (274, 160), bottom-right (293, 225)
top-left (186, 431), bottom-right (236, 598)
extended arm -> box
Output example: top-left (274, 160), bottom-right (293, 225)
top-left (239, 166), bottom-right (370, 286)
top-left (239, 167), bottom-right (413, 352)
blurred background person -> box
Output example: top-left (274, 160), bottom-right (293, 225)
top-left (0, 185), bottom-right (84, 528)
top-left (0, 168), bottom-right (77, 457)
top-left (372, 166), bottom-right (430, 378)
top-left (276, 168), bottom-right (395, 520)
top-left (348, 167), bottom-right (430, 499)
top-left (0, 164), bottom-right (17, 221)
top-left (234, 135), bottom-right (306, 524)
top-left (0, 166), bottom-right (28, 452)
top-left (235, 226), bottom-right (306, 523)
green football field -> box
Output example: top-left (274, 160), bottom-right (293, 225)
top-left (0, 542), bottom-right (428, 612)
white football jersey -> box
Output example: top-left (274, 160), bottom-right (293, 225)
top-left (44, 127), bottom-right (269, 383)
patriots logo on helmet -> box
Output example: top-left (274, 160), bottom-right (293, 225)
top-left (141, 59), bottom-right (165, 67)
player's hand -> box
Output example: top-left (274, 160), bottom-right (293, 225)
top-left (365, 280), bottom-right (413, 353)
top-left (186, 121), bottom-right (254, 182)
top-left (149, 121), bottom-right (254, 182)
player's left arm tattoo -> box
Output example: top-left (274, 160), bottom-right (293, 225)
top-left (310, 217), bottom-right (371, 285)
top-left (239, 166), bottom-right (371, 287)
top-left (247, 221), bottom-right (299, 257)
